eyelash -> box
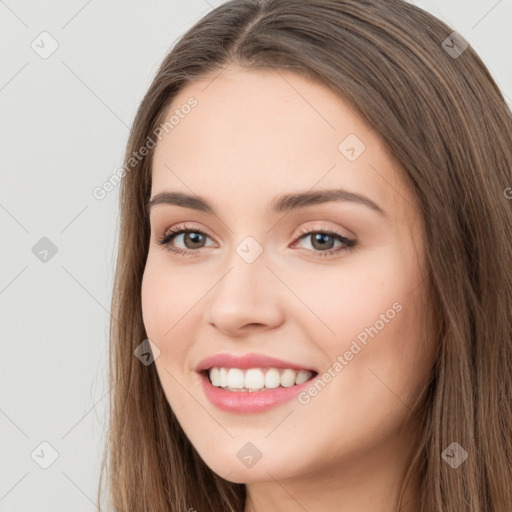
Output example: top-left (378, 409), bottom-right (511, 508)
top-left (156, 223), bottom-right (356, 259)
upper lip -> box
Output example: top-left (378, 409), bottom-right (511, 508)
top-left (195, 352), bottom-right (318, 373)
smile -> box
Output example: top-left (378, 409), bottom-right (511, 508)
top-left (199, 367), bottom-right (318, 413)
top-left (208, 366), bottom-right (314, 391)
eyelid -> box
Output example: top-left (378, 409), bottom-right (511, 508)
top-left (157, 220), bottom-right (351, 241)
top-left (157, 222), bottom-right (215, 246)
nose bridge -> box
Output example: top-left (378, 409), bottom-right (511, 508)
top-left (216, 234), bottom-right (270, 302)
top-left (205, 234), bottom-right (284, 331)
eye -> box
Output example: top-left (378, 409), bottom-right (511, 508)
top-left (156, 223), bottom-right (356, 259)
top-left (292, 226), bottom-right (356, 258)
top-left (156, 223), bottom-right (214, 256)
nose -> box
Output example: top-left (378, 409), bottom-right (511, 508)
top-left (205, 250), bottom-right (286, 336)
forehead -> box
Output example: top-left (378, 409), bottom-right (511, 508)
top-left (150, 65), bottom-right (414, 221)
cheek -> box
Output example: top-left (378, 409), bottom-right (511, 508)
top-left (140, 254), bottom-right (218, 388)
top-left (141, 255), bottom-right (199, 341)
top-left (141, 260), bottom-right (168, 340)
top-left (140, 255), bottom-right (221, 426)
top-left (293, 244), bottom-right (432, 388)
top-left (282, 248), bottom-right (408, 344)
top-left (325, 259), bottom-right (433, 407)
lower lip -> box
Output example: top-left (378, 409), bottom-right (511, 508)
top-left (198, 370), bottom-right (316, 413)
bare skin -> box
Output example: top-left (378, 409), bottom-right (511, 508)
top-left (141, 63), bottom-right (436, 512)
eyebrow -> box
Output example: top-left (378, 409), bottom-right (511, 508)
top-left (146, 188), bottom-right (386, 217)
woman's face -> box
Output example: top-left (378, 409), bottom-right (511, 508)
top-left (141, 65), bottom-right (436, 485)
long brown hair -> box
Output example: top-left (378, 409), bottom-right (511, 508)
top-left (98, 1), bottom-right (512, 510)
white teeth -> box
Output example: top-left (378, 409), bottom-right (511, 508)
top-left (245, 368), bottom-right (265, 389)
top-left (227, 368), bottom-right (245, 389)
top-left (295, 369), bottom-right (311, 385)
top-left (280, 368), bottom-right (296, 387)
top-left (207, 367), bottom-right (314, 391)
top-left (264, 368), bottom-right (280, 389)
top-left (210, 367), bottom-right (220, 386)
top-left (219, 367), bottom-right (228, 387)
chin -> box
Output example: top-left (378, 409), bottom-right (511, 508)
top-left (198, 448), bottom-right (302, 484)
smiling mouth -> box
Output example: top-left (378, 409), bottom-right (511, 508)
top-left (201, 367), bottom-right (318, 392)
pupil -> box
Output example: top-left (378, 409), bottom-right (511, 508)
top-left (313, 233), bottom-right (333, 250)
top-left (186, 233), bottom-right (203, 247)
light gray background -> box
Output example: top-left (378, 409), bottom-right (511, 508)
top-left (1, 1), bottom-right (511, 510)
